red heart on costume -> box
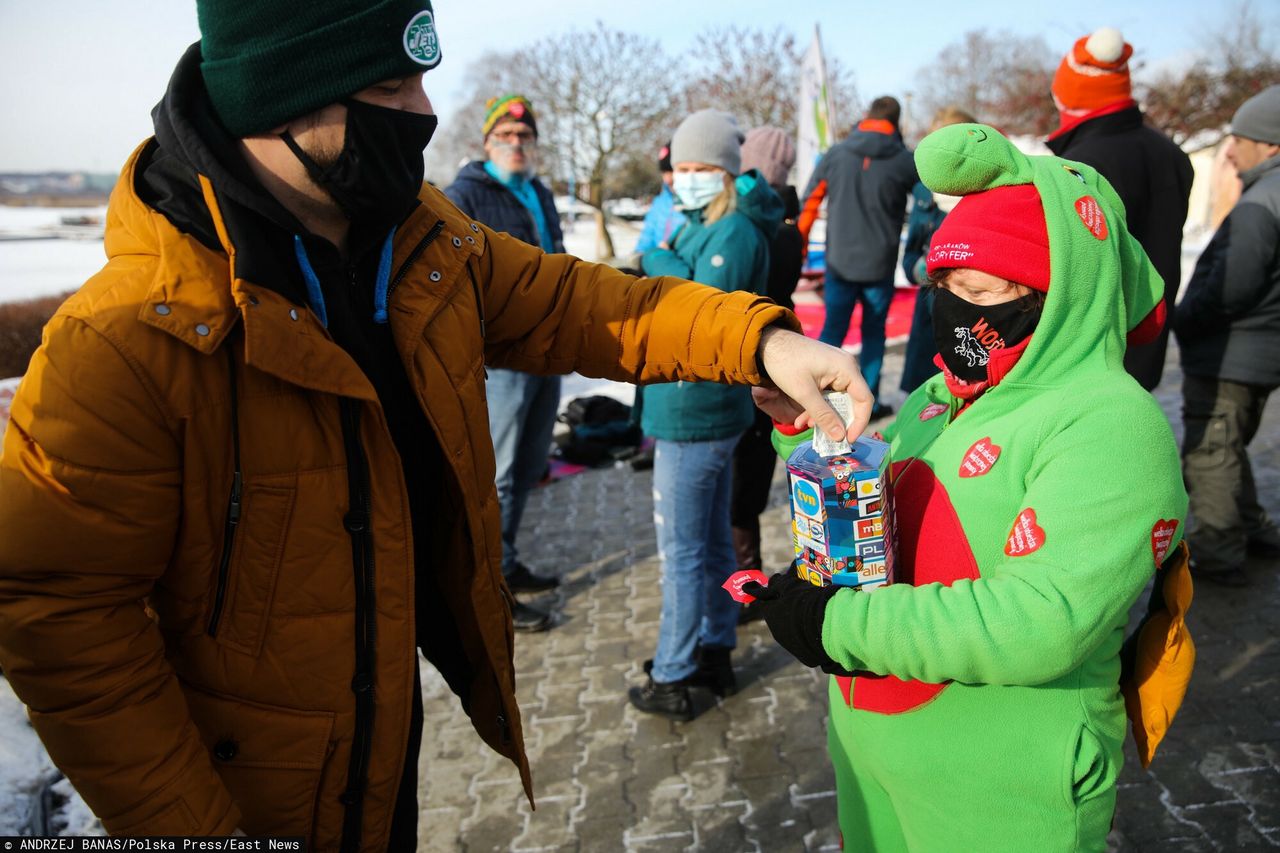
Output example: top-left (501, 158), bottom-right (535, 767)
top-left (1075, 196), bottom-right (1108, 240)
top-left (1151, 519), bottom-right (1179, 567)
top-left (1005, 508), bottom-right (1046, 556)
top-left (509, 102), bottom-right (526, 118)
top-left (920, 403), bottom-right (948, 421)
top-left (723, 569), bottom-right (770, 603)
top-left (959, 436), bottom-right (1001, 478)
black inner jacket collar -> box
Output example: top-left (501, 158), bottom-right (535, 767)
top-left (1045, 104), bottom-right (1142, 155)
top-left (137, 42), bottom-right (405, 308)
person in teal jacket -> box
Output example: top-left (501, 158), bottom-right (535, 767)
top-left (629, 110), bottom-right (784, 720)
top-left (748, 124), bottom-right (1187, 851)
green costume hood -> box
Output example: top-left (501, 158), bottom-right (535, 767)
top-left (915, 124), bottom-right (1165, 387)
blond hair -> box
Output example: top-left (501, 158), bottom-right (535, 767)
top-left (931, 105), bottom-right (977, 132)
top-left (703, 173), bottom-right (738, 225)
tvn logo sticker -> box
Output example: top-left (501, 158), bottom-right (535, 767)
top-left (792, 477), bottom-right (825, 522)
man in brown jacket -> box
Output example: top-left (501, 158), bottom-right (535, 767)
top-left (0, 1), bottom-right (869, 849)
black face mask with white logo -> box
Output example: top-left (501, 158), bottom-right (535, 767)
top-left (931, 287), bottom-right (1042, 382)
top-left (281, 99), bottom-right (438, 229)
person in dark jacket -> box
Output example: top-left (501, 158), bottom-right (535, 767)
top-left (899, 105), bottom-right (975, 394)
top-left (1046, 27), bottom-right (1193, 391)
top-left (730, 126), bottom-right (803, 589)
top-left (1174, 85), bottom-right (1280, 586)
top-left (630, 110), bottom-right (784, 721)
top-left (799, 96), bottom-right (917, 417)
top-left (446, 95), bottom-right (563, 632)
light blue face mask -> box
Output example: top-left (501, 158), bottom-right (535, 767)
top-left (673, 170), bottom-right (727, 210)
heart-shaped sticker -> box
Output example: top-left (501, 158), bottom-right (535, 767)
top-left (1005, 508), bottom-right (1045, 556)
top-left (959, 437), bottom-right (1001, 478)
top-left (920, 403), bottom-right (948, 421)
top-left (1075, 196), bottom-right (1108, 240)
top-left (1151, 519), bottom-right (1179, 567)
top-left (723, 569), bottom-right (770, 603)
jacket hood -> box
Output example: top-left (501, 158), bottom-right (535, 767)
top-left (141, 42), bottom-right (315, 306)
top-left (915, 123), bottom-right (1163, 388)
top-left (453, 159), bottom-right (500, 187)
top-left (841, 127), bottom-right (906, 159)
top-left (732, 170), bottom-right (785, 240)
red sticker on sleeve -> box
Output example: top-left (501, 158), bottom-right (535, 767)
top-left (919, 403), bottom-right (948, 421)
top-left (959, 437), bottom-right (1001, 478)
top-left (1075, 196), bottom-right (1108, 240)
top-left (1151, 519), bottom-right (1179, 567)
top-left (723, 570), bottom-right (770, 603)
top-left (1005, 508), bottom-right (1045, 556)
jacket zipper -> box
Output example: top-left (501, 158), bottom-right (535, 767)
top-left (207, 348), bottom-right (243, 637)
top-left (337, 398), bottom-right (378, 853)
top-left (385, 219), bottom-right (445, 306)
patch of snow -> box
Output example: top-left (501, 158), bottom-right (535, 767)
top-left (0, 675), bottom-right (57, 833)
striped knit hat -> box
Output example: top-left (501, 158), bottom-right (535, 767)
top-left (482, 95), bottom-right (538, 139)
top-left (1051, 28), bottom-right (1133, 117)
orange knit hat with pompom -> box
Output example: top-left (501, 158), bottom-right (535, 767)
top-left (1051, 28), bottom-right (1133, 117)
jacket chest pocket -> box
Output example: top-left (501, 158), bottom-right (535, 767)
top-left (210, 482), bottom-right (297, 657)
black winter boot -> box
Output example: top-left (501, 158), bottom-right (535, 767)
top-left (628, 676), bottom-right (693, 721)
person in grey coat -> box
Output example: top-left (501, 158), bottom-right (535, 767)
top-left (1174, 84), bottom-right (1280, 586)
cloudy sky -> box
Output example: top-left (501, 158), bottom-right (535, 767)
top-left (0, 0), bottom-right (1254, 172)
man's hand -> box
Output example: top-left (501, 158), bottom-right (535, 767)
top-left (756, 327), bottom-right (873, 441)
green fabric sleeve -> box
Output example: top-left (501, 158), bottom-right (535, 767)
top-left (771, 426), bottom-right (813, 462)
top-left (821, 398), bottom-right (1187, 686)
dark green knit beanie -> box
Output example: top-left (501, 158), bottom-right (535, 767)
top-left (198, 0), bottom-right (442, 137)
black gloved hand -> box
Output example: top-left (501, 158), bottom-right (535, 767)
top-left (743, 570), bottom-right (846, 672)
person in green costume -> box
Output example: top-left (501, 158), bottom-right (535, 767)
top-left (747, 124), bottom-right (1188, 852)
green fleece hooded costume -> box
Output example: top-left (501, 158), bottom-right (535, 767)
top-left (780, 125), bottom-right (1188, 852)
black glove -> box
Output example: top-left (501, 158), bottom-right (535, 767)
top-left (743, 570), bottom-right (847, 672)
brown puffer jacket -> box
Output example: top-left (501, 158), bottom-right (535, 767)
top-left (0, 146), bottom-right (797, 848)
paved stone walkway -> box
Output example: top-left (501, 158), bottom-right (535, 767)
top-left (416, 344), bottom-right (1280, 852)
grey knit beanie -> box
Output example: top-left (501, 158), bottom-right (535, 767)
top-left (1232, 85), bottom-right (1280, 145)
top-left (670, 110), bottom-right (744, 174)
top-left (741, 126), bottom-right (797, 186)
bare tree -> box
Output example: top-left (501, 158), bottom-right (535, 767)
top-left (428, 25), bottom-right (677, 259)
top-left (681, 26), bottom-right (860, 139)
top-left (913, 30), bottom-right (1058, 137)
top-left (425, 49), bottom-right (524, 187)
top-left (1139, 2), bottom-right (1280, 150)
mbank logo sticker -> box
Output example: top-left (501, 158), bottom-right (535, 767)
top-left (403, 10), bottom-right (440, 66)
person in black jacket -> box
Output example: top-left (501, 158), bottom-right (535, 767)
top-left (1174, 85), bottom-right (1280, 586)
top-left (799, 97), bottom-right (917, 418)
top-left (730, 127), bottom-right (803, 592)
top-left (445, 95), bottom-right (564, 632)
top-left (1046, 28), bottom-right (1193, 391)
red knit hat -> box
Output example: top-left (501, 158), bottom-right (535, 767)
top-left (1052, 28), bottom-right (1133, 116)
top-left (926, 184), bottom-right (1051, 291)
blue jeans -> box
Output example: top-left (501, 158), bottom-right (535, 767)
top-left (819, 272), bottom-right (895, 402)
top-left (650, 435), bottom-right (741, 683)
top-left (486, 368), bottom-right (562, 577)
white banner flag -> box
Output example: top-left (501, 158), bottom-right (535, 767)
top-left (796, 25), bottom-right (837, 195)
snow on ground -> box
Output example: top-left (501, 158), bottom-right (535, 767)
top-left (0, 205), bottom-right (108, 304)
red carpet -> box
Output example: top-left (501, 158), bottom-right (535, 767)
top-left (792, 287), bottom-right (918, 349)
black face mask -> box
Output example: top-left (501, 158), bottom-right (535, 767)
top-left (281, 99), bottom-right (437, 228)
top-left (931, 287), bottom-right (1042, 382)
